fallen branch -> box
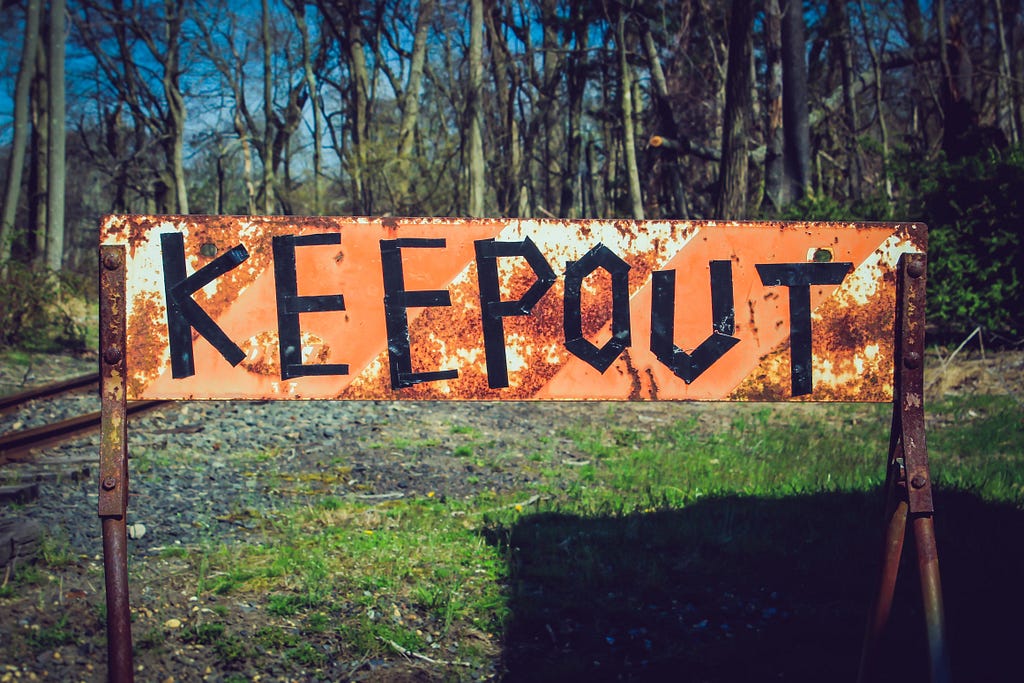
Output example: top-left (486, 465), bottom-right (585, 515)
top-left (378, 636), bottom-right (472, 667)
top-left (925, 326), bottom-right (980, 391)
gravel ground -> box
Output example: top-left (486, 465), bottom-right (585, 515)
top-left (1, 352), bottom-right (699, 682)
top-left (2, 348), bottom-right (1022, 681)
top-left (12, 400), bottom-right (684, 555)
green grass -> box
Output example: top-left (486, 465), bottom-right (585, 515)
top-left (128, 394), bottom-right (1022, 681)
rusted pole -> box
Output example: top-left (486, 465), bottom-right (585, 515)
top-left (99, 245), bottom-right (134, 683)
top-left (857, 484), bottom-right (908, 682)
top-left (101, 516), bottom-right (133, 682)
top-left (914, 513), bottom-right (950, 683)
top-left (857, 253), bottom-right (950, 683)
top-left (900, 254), bottom-right (950, 683)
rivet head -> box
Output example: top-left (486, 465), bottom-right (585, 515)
top-left (904, 351), bottom-right (922, 369)
top-left (104, 347), bottom-right (123, 365)
top-left (101, 476), bottom-right (118, 491)
top-left (103, 252), bottom-right (122, 270)
top-left (907, 260), bottom-right (925, 279)
top-left (911, 475), bottom-right (928, 489)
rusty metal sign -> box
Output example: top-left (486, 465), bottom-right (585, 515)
top-left (97, 217), bottom-right (949, 683)
top-left (100, 216), bottom-right (925, 402)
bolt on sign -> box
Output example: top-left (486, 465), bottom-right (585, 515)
top-left (100, 216), bottom-right (925, 402)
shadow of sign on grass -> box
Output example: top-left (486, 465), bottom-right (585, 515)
top-left (485, 490), bottom-right (1024, 683)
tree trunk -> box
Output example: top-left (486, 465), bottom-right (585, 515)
top-left (857, 0), bottom-right (892, 201)
top-left (642, 21), bottom-right (689, 219)
top-left (716, 0), bottom-right (754, 219)
top-left (261, 0), bottom-right (275, 214)
top-left (161, 0), bottom-right (188, 214)
top-left (105, 107), bottom-right (128, 213)
top-left (762, 0), bottom-right (784, 212)
top-left (484, 1), bottom-right (524, 216)
top-left (781, 0), bottom-right (811, 203)
top-left (215, 146), bottom-right (225, 215)
top-left (0, 0), bottom-right (42, 265)
top-left (45, 0), bottom-right (66, 271)
top-left (831, 0), bottom-right (861, 201)
top-left (287, 0), bottom-right (323, 213)
top-left (560, 4), bottom-right (589, 219)
top-left (347, 3), bottom-right (371, 214)
top-left (993, 0), bottom-right (1018, 144)
top-left (30, 38), bottom-right (48, 263)
top-left (617, 9), bottom-right (644, 220)
top-left (939, 10), bottom-right (978, 159)
top-left (467, 0), bottom-right (485, 216)
top-left (394, 0), bottom-right (434, 212)
top-left (539, 0), bottom-right (562, 215)
top-left (235, 110), bottom-right (257, 215)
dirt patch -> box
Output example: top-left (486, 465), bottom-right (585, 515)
top-left (1, 348), bottom-right (1022, 681)
top-left (924, 348), bottom-right (1024, 399)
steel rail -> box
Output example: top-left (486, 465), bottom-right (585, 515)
top-left (0, 400), bottom-right (167, 464)
top-left (0, 372), bottom-right (100, 414)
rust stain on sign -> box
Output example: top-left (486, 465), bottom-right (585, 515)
top-left (100, 216), bottom-right (925, 402)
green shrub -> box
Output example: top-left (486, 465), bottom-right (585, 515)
top-left (0, 261), bottom-right (87, 351)
top-left (774, 144), bottom-right (1023, 341)
top-left (914, 146), bottom-right (1023, 339)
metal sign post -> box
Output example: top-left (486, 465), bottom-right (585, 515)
top-left (96, 217), bottom-right (949, 682)
top-left (98, 245), bottom-right (134, 683)
top-left (858, 253), bottom-right (950, 683)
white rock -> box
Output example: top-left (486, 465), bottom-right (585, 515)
top-left (127, 523), bottom-right (146, 540)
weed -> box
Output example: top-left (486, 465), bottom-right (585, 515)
top-left (135, 626), bottom-right (165, 652)
top-left (28, 614), bottom-right (75, 649)
top-left (39, 531), bottom-right (74, 568)
top-left (255, 625), bottom-right (298, 649)
top-left (159, 545), bottom-right (190, 559)
top-left (192, 622), bottom-right (225, 644)
top-left (305, 612), bottom-right (331, 633)
top-left (103, 396), bottom-right (1021, 679)
top-left (286, 642), bottom-right (328, 667)
top-left (267, 593), bottom-right (319, 616)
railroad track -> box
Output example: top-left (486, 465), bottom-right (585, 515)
top-left (0, 372), bottom-right (99, 414)
top-left (0, 373), bottom-right (167, 465)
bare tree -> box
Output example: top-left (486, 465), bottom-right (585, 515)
top-left (392, 0), bottom-right (435, 213)
top-left (781, 0), bottom-right (811, 203)
top-left (45, 0), bottom-right (67, 270)
top-left (617, 5), bottom-right (643, 219)
top-left (467, 0), bottom-right (485, 216)
top-left (0, 0), bottom-right (42, 265)
top-left (74, 0), bottom-right (190, 214)
top-left (284, 0), bottom-right (323, 213)
top-left (761, 0), bottom-right (784, 212)
top-left (318, 0), bottom-right (372, 214)
top-left (829, 0), bottom-right (862, 200)
top-left (716, 0), bottom-right (754, 219)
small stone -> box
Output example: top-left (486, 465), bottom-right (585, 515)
top-left (163, 618), bottom-right (182, 629)
top-left (127, 523), bottom-right (146, 540)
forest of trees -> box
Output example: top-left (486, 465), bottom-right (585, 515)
top-left (1, 0), bottom-right (1022, 340)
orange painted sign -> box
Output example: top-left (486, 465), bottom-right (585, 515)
top-left (100, 216), bottom-right (925, 401)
